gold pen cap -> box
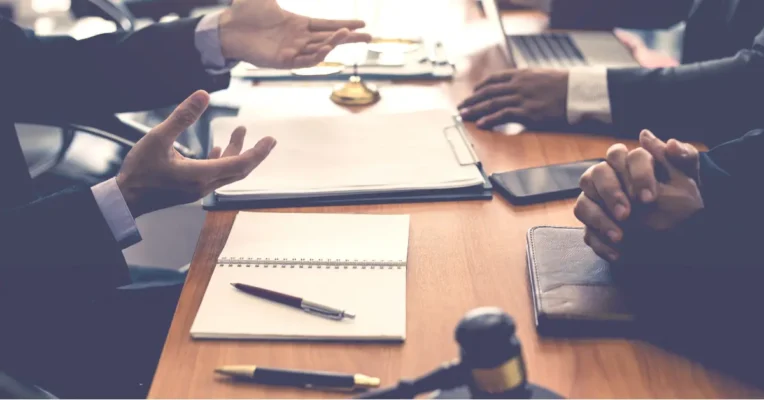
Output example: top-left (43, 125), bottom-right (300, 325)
top-left (214, 365), bottom-right (257, 378)
top-left (353, 374), bottom-right (381, 389)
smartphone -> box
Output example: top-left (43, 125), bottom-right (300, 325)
top-left (489, 159), bottom-right (604, 205)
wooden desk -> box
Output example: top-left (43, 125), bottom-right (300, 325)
top-left (149, 2), bottom-right (761, 398)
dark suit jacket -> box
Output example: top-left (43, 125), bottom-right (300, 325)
top-left (607, 0), bottom-right (764, 145)
top-left (611, 130), bottom-right (764, 385)
top-left (0, 16), bottom-right (227, 383)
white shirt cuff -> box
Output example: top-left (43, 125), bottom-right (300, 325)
top-left (566, 67), bottom-right (612, 124)
top-left (91, 178), bottom-right (142, 249)
top-left (195, 10), bottom-right (240, 74)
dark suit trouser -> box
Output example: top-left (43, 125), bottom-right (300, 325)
top-left (5, 280), bottom-right (183, 399)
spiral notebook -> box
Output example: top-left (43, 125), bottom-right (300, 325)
top-left (190, 212), bottom-right (410, 341)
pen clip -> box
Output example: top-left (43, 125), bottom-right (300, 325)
top-left (301, 303), bottom-right (345, 320)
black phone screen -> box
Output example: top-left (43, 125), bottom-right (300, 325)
top-left (490, 159), bottom-right (603, 203)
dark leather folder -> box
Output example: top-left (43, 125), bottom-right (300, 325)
top-left (526, 226), bottom-right (634, 336)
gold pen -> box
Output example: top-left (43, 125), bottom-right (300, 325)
top-left (215, 365), bottom-right (380, 391)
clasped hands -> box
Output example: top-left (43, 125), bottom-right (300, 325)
top-left (574, 130), bottom-right (704, 262)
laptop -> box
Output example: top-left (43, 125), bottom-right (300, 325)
top-left (482, 0), bottom-right (639, 69)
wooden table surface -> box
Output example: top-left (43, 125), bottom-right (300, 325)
top-left (149, 1), bottom-right (762, 398)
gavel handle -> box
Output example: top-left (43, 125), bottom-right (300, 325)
top-left (355, 362), bottom-right (466, 399)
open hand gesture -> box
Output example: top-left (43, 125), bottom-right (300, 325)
top-left (220, 0), bottom-right (372, 69)
top-left (116, 90), bottom-right (276, 217)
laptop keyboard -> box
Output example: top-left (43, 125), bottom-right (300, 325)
top-left (510, 33), bottom-right (588, 68)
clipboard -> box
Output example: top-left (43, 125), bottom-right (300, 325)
top-left (202, 114), bottom-right (492, 211)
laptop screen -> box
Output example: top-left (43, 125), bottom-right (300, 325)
top-left (480, 0), bottom-right (515, 65)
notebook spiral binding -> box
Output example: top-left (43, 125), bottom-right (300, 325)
top-left (216, 257), bottom-right (406, 270)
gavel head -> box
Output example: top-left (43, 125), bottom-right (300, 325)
top-left (455, 307), bottom-right (529, 397)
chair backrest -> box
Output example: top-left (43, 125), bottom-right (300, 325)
top-left (0, 372), bottom-right (57, 399)
top-left (71, 0), bottom-right (136, 32)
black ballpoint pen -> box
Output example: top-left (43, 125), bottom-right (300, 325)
top-left (231, 282), bottom-right (356, 320)
top-left (215, 365), bottom-right (380, 391)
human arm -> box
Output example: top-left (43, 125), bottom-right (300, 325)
top-left (607, 29), bottom-right (764, 143)
top-left (575, 129), bottom-right (764, 267)
top-left (2, 16), bottom-right (229, 120)
top-left (574, 129), bottom-right (764, 383)
top-left (0, 90), bottom-right (274, 297)
top-left (459, 26), bottom-right (764, 135)
top-left (0, 187), bottom-right (132, 299)
top-left (3, 0), bottom-right (370, 120)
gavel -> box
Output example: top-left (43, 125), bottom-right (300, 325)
top-left (356, 307), bottom-right (561, 399)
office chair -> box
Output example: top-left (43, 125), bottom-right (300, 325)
top-left (71, 0), bottom-right (223, 22)
top-left (21, 0), bottom-right (198, 184)
top-left (0, 372), bottom-right (55, 399)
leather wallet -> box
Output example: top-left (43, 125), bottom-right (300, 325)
top-left (526, 226), bottom-right (634, 336)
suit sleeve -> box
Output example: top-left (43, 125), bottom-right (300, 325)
top-left (0, 187), bottom-right (133, 389)
top-left (611, 131), bottom-right (764, 382)
top-left (607, 29), bottom-right (764, 145)
top-left (549, 0), bottom-right (691, 30)
top-left (618, 129), bottom-right (764, 269)
top-left (0, 16), bottom-right (229, 121)
top-left (0, 187), bottom-right (130, 298)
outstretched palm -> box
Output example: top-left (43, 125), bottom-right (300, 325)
top-left (220, 0), bottom-right (371, 69)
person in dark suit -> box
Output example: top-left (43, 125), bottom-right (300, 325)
top-left (573, 128), bottom-right (764, 384)
top-left (458, 0), bottom-right (764, 146)
top-left (0, 1), bottom-right (370, 397)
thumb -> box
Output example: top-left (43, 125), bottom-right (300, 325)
top-left (151, 90), bottom-right (210, 145)
top-left (614, 29), bottom-right (644, 52)
top-left (665, 139), bottom-right (700, 181)
top-left (638, 129), bottom-right (672, 182)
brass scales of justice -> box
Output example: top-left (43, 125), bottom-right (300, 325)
top-left (289, 38), bottom-right (422, 106)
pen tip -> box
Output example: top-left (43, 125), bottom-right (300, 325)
top-left (215, 366), bottom-right (256, 377)
top-left (230, 283), bottom-right (236, 287)
top-left (345, 312), bottom-right (356, 319)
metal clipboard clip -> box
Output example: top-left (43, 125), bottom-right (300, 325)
top-left (443, 115), bottom-right (480, 166)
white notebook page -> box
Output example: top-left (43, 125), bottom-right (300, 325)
top-left (210, 109), bottom-right (483, 199)
top-left (190, 212), bottom-right (409, 341)
top-left (219, 212), bottom-right (410, 262)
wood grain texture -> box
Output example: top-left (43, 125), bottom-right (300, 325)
top-left (149, 2), bottom-right (761, 398)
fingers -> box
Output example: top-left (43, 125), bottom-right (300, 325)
top-left (574, 193), bottom-right (623, 254)
top-left (299, 29), bottom-right (368, 56)
top-left (588, 158), bottom-right (630, 222)
top-left (292, 46), bottom-right (333, 68)
top-left (201, 136), bottom-right (277, 180)
top-left (638, 129), bottom-right (668, 164)
top-left (222, 126), bottom-right (247, 158)
top-left (665, 139), bottom-right (700, 180)
top-left (614, 29), bottom-right (644, 52)
top-left (638, 129), bottom-right (672, 182)
top-left (208, 146), bottom-right (222, 160)
top-left (475, 107), bottom-right (527, 128)
top-left (459, 95), bottom-right (521, 121)
top-left (308, 18), bottom-right (366, 32)
top-left (605, 142), bottom-right (630, 189)
top-left (459, 79), bottom-right (516, 109)
top-left (625, 148), bottom-right (658, 203)
top-left (306, 30), bottom-right (371, 46)
top-left (152, 90), bottom-right (210, 144)
top-left (584, 227), bottom-right (620, 262)
top-left (343, 31), bottom-right (373, 44)
top-left (474, 70), bottom-right (517, 91)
